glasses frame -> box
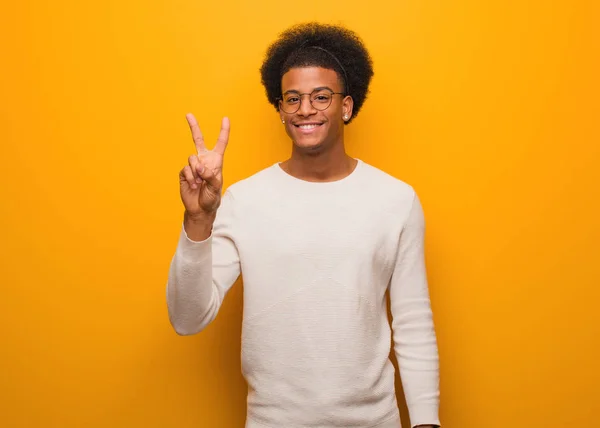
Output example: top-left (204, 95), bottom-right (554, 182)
top-left (278, 89), bottom-right (346, 114)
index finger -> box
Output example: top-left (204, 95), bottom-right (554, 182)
top-left (186, 113), bottom-right (207, 154)
top-left (213, 117), bottom-right (230, 156)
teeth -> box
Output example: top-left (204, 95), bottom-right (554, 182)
top-left (299, 124), bottom-right (318, 129)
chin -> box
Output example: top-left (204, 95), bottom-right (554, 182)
top-left (293, 137), bottom-right (326, 153)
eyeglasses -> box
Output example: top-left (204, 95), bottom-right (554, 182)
top-left (278, 89), bottom-right (345, 114)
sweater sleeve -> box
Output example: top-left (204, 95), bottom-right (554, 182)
top-left (166, 189), bottom-right (241, 335)
top-left (388, 191), bottom-right (441, 427)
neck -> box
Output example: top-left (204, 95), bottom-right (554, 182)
top-left (281, 141), bottom-right (357, 182)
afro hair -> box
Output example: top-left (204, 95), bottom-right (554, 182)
top-left (260, 23), bottom-right (374, 124)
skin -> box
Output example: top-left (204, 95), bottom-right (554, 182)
top-left (278, 66), bottom-right (358, 182)
top-left (179, 114), bottom-right (229, 241)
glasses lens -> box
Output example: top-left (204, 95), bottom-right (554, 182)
top-left (280, 96), bottom-right (300, 114)
top-left (310, 90), bottom-right (333, 111)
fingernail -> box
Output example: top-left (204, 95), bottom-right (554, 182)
top-left (191, 183), bottom-right (197, 189)
top-left (195, 177), bottom-right (202, 183)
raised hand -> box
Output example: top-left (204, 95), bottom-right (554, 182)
top-left (179, 113), bottom-right (230, 221)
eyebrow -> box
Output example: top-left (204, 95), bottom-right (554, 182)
top-left (282, 86), bottom-right (335, 95)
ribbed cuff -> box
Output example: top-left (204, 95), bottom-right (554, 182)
top-left (408, 403), bottom-right (440, 428)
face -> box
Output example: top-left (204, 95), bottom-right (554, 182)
top-left (279, 67), bottom-right (353, 153)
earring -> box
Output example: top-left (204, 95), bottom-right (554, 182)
top-left (282, 119), bottom-right (285, 124)
top-left (344, 115), bottom-right (349, 120)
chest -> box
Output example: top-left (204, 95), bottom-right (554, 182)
top-left (236, 194), bottom-right (401, 282)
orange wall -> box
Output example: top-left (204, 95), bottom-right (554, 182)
top-left (1, 1), bottom-right (598, 427)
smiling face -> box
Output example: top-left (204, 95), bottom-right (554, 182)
top-left (280, 67), bottom-right (353, 154)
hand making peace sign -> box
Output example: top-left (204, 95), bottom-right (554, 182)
top-left (179, 113), bottom-right (230, 219)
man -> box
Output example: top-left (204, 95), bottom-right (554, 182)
top-left (168, 22), bottom-right (441, 428)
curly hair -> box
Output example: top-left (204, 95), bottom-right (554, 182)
top-left (260, 23), bottom-right (374, 124)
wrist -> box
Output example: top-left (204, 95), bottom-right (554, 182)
top-left (183, 210), bottom-right (216, 242)
top-left (184, 210), bottom-right (216, 224)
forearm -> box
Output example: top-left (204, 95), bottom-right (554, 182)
top-left (393, 298), bottom-right (440, 427)
top-left (166, 225), bottom-right (221, 335)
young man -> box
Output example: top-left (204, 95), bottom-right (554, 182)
top-left (168, 23), bottom-right (441, 428)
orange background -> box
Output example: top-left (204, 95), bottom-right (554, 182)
top-left (1, 1), bottom-right (599, 427)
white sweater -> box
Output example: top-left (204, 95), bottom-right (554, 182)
top-left (167, 159), bottom-right (440, 428)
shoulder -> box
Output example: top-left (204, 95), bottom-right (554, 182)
top-left (358, 160), bottom-right (417, 205)
top-left (357, 162), bottom-right (428, 239)
top-left (356, 160), bottom-right (427, 230)
top-left (223, 163), bottom-right (278, 201)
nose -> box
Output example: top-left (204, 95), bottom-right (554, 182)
top-left (297, 94), bottom-right (317, 117)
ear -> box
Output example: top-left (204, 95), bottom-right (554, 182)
top-left (343, 95), bottom-right (354, 121)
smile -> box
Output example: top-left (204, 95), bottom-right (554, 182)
top-left (294, 123), bottom-right (323, 132)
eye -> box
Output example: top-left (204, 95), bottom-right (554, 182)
top-left (312, 92), bottom-right (331, 103)
top-left (285, 97), bottom-right (300, 104)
